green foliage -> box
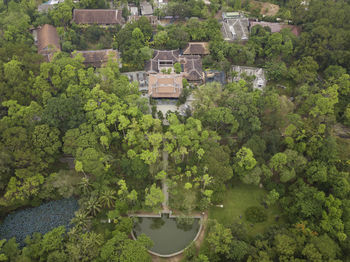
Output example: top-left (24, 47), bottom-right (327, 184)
top-left (174, 62), bottom-right (182, 74)
top-left (145, 184), bottom-right (164, 210)
top-left (206, 220), bottom-right (232, 255)
top-left (1, 0), bottom-right (350, 260)
top-left (245, 206), bottom-right (267, 223)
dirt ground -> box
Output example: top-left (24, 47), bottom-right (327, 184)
top-left (151, 213), bottom-right (208, 262)
top-left (250, 1), bottom-right (280, 16)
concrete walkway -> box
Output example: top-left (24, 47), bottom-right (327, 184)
top-left (162, 151), bottom-right (169, 212)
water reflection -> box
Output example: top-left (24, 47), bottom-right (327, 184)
top-left (133, 216), bottom-right (200, 255)
top-left (150, 217), bottom-right (165, 230)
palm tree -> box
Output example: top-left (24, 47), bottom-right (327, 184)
top-left (79, 177), bottom-right (93, 195)
top-left (71, 210), bottom-right (91, 230)
top-left (85, 231), bottom-right (104, 247)
top-left (99, 189), bottom-right (117, 209)
top-left (85, 195), bottom-right (102, 216)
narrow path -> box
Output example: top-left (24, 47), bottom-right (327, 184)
top-left (162, 150), bottom-right (169, 212)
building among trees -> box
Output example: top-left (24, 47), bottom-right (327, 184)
top-left (182, 42), bottom-right (210, 56)
top-left (180, 55), bottom-right (204, 85)
top-left (145, 50), bottom-right (180, 73)
top-left (73, 9), bottom-right (124, 25)
top-left (148, 73), bottom-right (183, 98)
top-left (36, 24), bottom-right (61, 62)
top-left (221, 13), bottom-right (249, 41)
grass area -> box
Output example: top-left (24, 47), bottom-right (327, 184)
top-left (337, 137), bottom-right (350, 160)
top-left (209, 183), bottom-right (283, 236)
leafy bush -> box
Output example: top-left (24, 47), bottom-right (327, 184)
top-left (0, 198), bottom-right (78, 245)
top-left (245, 206), bottom-right (267, 223)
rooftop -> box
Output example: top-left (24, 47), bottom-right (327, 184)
top-left (180, 56), bottom-right (204, 83)
top-left (37, 24), bottom-right (61, 62)
top-left (145, 50), bottom-right (180, 73)
top-left (182, 42), bottom-right (210, 56)
top-left (148, 73), bottom-right (183, 98)
top-left (73, 9), bottom-right (123, 25)
top-left (221, 18), bottom-right (249, 41)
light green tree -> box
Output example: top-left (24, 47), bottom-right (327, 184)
top-left (145, 184), bottom-right (164, 210)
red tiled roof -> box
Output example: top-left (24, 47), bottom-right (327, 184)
top-left (73, 9), bottom-right (123, 25)
top-left (148, 73), bottom-right (183, 98)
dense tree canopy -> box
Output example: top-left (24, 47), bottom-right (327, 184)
top-left (1, 0), bottom-right (350, 261)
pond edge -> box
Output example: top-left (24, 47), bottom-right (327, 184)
top-left (129, 212), bottom-right (204, 258)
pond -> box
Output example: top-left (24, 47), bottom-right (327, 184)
top-left (132, 215), bottom-right (201, 256)
top-left (0, 198), bottom-right (78, 245)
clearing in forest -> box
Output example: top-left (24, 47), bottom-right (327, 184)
top-left (209, 183), bottom-right (283, 236)
top-left (250, 1), bottom-right (280, 16)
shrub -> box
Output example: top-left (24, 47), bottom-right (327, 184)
top-left (245, 206), bottom-right (267, 223)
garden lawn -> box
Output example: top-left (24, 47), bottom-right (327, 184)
top-left (209, 183), bottom-right (283, 236)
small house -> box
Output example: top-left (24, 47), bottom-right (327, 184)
top-left (148, 73), bottom-right (183, 98)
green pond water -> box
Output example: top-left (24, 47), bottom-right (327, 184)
top-left (133, 216), bottom-right (200, 255)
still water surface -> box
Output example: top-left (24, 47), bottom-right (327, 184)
top-left (133, 216), bottom-right (200, 255)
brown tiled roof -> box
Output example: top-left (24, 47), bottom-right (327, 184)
top-left (183, 42), bottom-right (209, 55)
top-left (181, 55), bottom-right (203, 82)
top-left (145, 50), bottom-right (180, 72)
top-left (250, 21), bottom-right (301, 37)
top-left (73, 49), bottom-right (119, 67)
top-left (148, 73), bottom-right (183, 98)
top-left (73, 9), bottom-right (123, 25)
top-left (37, 24), bottom-right (61, 62)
